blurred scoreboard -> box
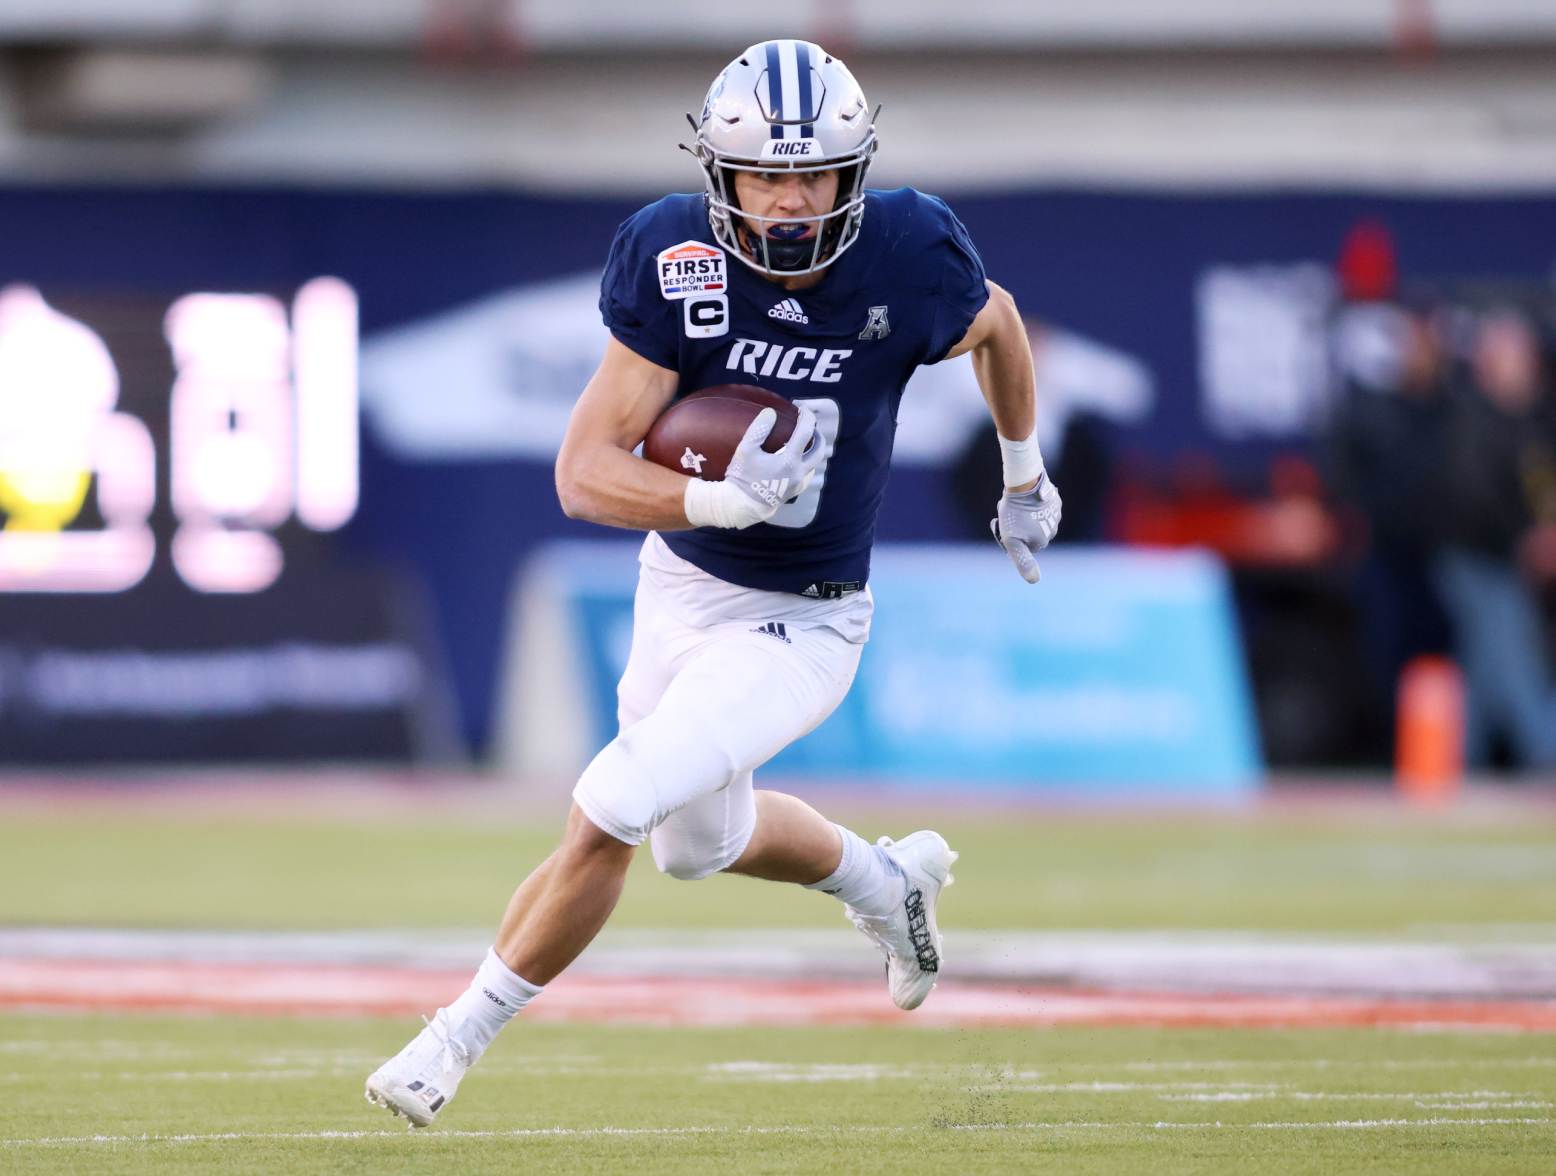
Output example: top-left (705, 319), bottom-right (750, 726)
top-left (0, 280), bottom-right (453, 764)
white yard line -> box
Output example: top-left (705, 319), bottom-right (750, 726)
top-left (1239, 1118), bottom-right (1554, 1129)
top-left (1108, 1057), bottom-right (1556, 1071)
top-left (0, 1069), bottom-right (354, 1083)
top-left (1157, 1090), bottom-right (1546, 1104)
top-left (5, 1119), bottom-right (1552, 1148)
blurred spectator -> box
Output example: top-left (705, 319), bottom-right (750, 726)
top-left (1326, 297), bottom-right (1453, 755)
top-left (1335, 219), bottom-right (1399, 304)
top-left (1433, 308), bottom-right (1556, 769)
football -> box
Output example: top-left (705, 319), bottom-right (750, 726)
top-left (642, 384), bottom-right (799, 481)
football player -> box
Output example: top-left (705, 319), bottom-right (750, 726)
top-left (367, 39), bottom-right (1062, 1126)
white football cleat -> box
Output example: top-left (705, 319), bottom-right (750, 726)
top-left (364, 1009), bottom-right (473, 1129)
top-left (845, 830), bottom-right (958, 1011)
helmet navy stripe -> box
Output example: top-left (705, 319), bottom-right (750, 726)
top-left (795, 41), bottom-right (815, 136)
top-left (765, 41), bottom-right (783, 139)
top-left (778, 39), bottom-right (801, 140)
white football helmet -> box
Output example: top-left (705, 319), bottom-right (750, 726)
top-left (689, 40), bottom-right (877, 276)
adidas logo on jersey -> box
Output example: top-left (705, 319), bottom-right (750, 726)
top-left (767, 298), bottom-right (809, 325)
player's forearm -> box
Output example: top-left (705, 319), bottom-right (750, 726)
top-left (971, 286), bottom-right (1036, 444)
top-left (970, 286), bottom-right (1041, 490)
top-left (555, 441), bottom-right (696, 531)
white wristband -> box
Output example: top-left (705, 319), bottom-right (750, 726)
top-left (997, 426), bottom-right (1046, 490)
top-left (683, 476), bottom-right (767, 530)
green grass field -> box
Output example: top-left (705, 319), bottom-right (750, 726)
top-left (3, 799), bottom-right (1555, 932)
top-left (5, 1015), bottom-right (1554, 1175)
top-left (3, 791), bottom-right (1554, 1173)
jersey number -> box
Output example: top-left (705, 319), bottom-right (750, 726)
top-left (768, 398), bottom-right (839, 529)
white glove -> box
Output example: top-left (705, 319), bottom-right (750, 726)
top-left (990, 472), bottom-right (1063, 583)
top-left (684, 405), bottom-right (823, 529)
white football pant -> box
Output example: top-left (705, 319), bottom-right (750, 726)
top-left (572, 573), bottom-right (861, 879)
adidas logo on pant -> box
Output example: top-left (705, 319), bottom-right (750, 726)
top-left (767, 298), bottom-right (809, 324)
top-left (750, 621), bottom-right (792, 644)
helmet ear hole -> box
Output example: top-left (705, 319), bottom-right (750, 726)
top-left (720, 167), bottom-right (744, 211)
top-left (833, 164), bottom-right (860, 211)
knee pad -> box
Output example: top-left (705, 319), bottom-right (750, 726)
top-left (649, 833), bottom-right (726, 882)
top-left (572, 738), bottom-right (658, 846)
top-left (649, 774), bottom-right (757, 883)
top-left (650, 844), bottom-right (718, 882)
top-left (572, 723), bottom-right (739, 848)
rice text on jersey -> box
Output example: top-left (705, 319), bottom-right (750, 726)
top-left (726, 338), bottom-right (851, 383)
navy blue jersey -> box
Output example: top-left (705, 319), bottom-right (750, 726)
top-left (599, 187), bottom-right (988, 596)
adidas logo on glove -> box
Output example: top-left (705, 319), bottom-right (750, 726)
top-left (767, 298), bottom-right (809, 325)
top-left (749, 476), bottom-right (790, 507)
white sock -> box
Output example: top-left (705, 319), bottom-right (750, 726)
top-left (805, 824), bottom-right (905, 918)
top-left (442, 947), bottom-right (542, 1060)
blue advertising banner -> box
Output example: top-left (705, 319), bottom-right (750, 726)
top-left (510, 542), bottom-right (1261, 796)
top-left (3, 182), bottom-right (1552, 755)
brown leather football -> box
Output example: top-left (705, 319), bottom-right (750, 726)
top-left (642, 384), bottom-right (799, 481)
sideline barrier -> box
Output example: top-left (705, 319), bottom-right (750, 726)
top-left (497, 542), bottom-right (1262, 797)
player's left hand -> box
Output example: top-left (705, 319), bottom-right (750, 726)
top-left (990, 473), bottom-right (1062, 584)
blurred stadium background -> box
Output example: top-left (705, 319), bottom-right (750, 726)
top-left (2, 3), bottom-right (1555, 1172)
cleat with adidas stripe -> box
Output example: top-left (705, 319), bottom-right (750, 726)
top-left (844, 830), bottom-right (958, 1011)
top-left (364, 1008), bottom-right (473, 1129)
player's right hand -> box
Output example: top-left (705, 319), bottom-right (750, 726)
top-left (682, 405), bottom-right (823, 530)
top-left (724, 404), bottom-right (824, 518)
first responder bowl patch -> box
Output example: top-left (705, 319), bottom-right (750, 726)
top-left (657, 241), bottom-right (727, 301)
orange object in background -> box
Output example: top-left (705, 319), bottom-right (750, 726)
top-left (1111, 454), bottom-right (1344, 570)
top-left (1395, 656), bottom-right (1465, 802)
